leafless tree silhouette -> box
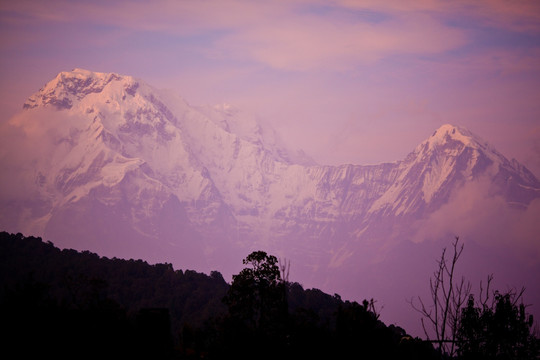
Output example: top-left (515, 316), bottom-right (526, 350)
top-left (410, 236), bottom-right (471, 357)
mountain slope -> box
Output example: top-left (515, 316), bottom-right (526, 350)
top-left (1, 69), bottom-right (539, 335)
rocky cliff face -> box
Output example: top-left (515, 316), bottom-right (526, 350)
top-left (2, 69), bottom-right (539, 334)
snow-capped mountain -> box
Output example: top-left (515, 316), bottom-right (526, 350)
top-left (1, 69), bottom-right (539, 335)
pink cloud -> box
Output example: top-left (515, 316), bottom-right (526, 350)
top-left (411, 177), bottom-right (540, 263)
top-left (0, 0), bottom-right (286, 35)
top-left (1, 0), bottom-right (467, 71)
top-left (213, 8), bottom-right (466, 71)
top-left (3, 0), bottom-right (538, 73)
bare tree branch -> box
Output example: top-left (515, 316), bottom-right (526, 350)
top-left (410, 237), bottom-right (471, 357)
top-left (479, 274), bottom-right (493, 309)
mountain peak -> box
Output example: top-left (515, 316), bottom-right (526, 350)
top-left (23, 68), bottom-right (137, 110)
top-left (408, 124), bottom-right (483, 162)
top-left (47, 68), bottom-right (124, 93)
top-left (427, 124), bottom-right (476, 148)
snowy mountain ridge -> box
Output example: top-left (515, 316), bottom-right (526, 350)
top-left (1, 69), bottom-right (540, 312)
top-left (5, 69), bottom-right (540, 242)
top-left (14, 69), bottom-right (312, 228)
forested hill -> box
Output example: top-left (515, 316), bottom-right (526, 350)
top-left (0, 231), bottom-right (229, 328)
top-left (0, 232), bottom-right (437, 359)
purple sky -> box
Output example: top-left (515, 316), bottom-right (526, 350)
top-left (1, 0), bottom-right (540, 176)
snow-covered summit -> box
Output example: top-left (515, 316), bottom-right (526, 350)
top-left (416, 124), bottom-right (492, 154)
top-left (408, 123), bottom-right (502, 171)
top-left (23, 69), bottom-right (136, 110)
top-left (9, 69), bottom-right (327, 234)
top-left (429, 124), bottom-right (473, 145)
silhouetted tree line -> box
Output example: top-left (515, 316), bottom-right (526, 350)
top-left (2, 232), bottom-right (537, 359)
top-left (1, 232), bottom-right (438, 359)
top-left (457, 290), bottom-right (539, 360)
top-left (0, 232), bottom-right (227, 359)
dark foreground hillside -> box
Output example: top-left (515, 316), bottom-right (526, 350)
top-left (0, 232), bottom-right (437, 359)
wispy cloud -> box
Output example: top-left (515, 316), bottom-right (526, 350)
top-left (411, 177), bottom-right (540, 263)
top-left (0, 0), bottom-right (479, 71)
top-left (3, 0), bottom-right (539, 72)
top-left (214, 10), bottom-right (466, 71)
